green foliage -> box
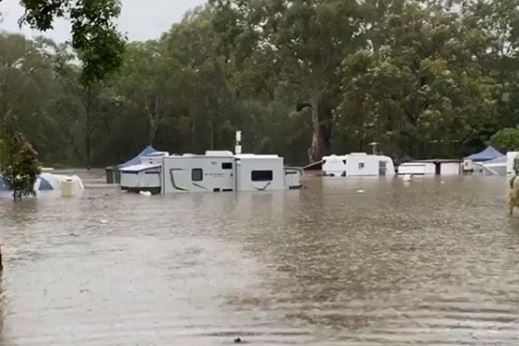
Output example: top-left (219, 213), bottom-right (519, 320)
top-left (0, 0), bottom-right (519, 166)
top-left (0, 113), bottom-right (41, 200)
top-left (116, 41), bottom-right (176, 145)
top-left (491, 127), bottom-right (519, 152)
top-left (15, 0), bottom-right (126, 84)
top-left (336, 1), bottom-right (500, 158)
top-left (210, 0), bottom-right (362, 162)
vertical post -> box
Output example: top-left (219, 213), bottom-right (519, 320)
top-left (235, 130), bottom-right (242, 155)
top-left (370, 142), bottom-right (378, 155)
top-left (0, 244), bottom-right (3, 271)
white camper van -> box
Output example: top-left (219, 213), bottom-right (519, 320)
top-left (322, 153), bottom-right (395, 177)
top-left (121, 151), bottom-right (303, 194)
top-left (120, 130), bottom-right (302, 194)
top-left (162, 152), bottom-right (301, 193)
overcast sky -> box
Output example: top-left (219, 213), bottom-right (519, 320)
top-left (0, 0), bottom-right (207, 42)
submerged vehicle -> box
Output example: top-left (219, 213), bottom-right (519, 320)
top-left (119, 132), bottom-right (303, 194)
top-left (120, 151), bottom-right (303, 194)
top-left (322, 153), bottom-right (395, 177)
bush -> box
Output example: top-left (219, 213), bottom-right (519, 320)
top-left (490, 127), bottom-right (519, 153)
top-left (0, 113), bottom-right (41, 200)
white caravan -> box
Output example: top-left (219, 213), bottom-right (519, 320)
top-left (398, 162), bottom-right (436, 175)
top-left (121, 150), bottom-right (303, 194)
top-left (162, 152), bottom-right (302, 193)
top-left (322, 153), bottom-right (395, 177)
top-left (398, 160), bottom-right (461, 176)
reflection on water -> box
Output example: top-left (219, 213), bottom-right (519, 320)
top-left (1, 174), bottom-right (519, 345)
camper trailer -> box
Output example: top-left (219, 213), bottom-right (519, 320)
top-left (121, 150), bottom-right (302, 194)
top-left (322, 153), bottom-right (395, 177)
top-left (398, 162), bottom-right (436, 175)
top-left (398, 160), bottom-right (461, 176)
top-left (120, 163), bottom-right (163, 194)
top-left (120, 152), bottom-right (169, 193)
top-left (120, 131), bottom-right (302, 194)
top-left (162, 152), bottom-right (301, 194)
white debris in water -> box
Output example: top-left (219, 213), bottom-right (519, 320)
top-left (139, 191), bottom-right (152, 197)
top-left (357, 189), bottom-right (365, 194)
top-left (99, 220), bottom-right (109, 225)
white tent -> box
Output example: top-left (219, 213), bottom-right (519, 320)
top-left (0, 173), bottom-right (84, 197)
top-left (476, 156), bottom-right (507, 176)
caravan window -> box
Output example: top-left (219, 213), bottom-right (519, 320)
top-left (358, 162), bottom-right (365, 169)
top-left (251, 170), bottom-right (273, 181)
top-left (192, 169), bottom-right (203, 181)
top-left (222, 162), bottom-right (233, 170)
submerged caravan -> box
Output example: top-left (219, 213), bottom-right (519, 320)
top-left (322, 153), bottom-right (396, 177)
top-left (120, 132), bottom-right (303, 194)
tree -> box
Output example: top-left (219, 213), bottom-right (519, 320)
top-left (7, 0), bottom-right (126, 84)
top-left (464, 0), bottom-right (519, 130)
top-left (0, 112), bottom-right (41, 200)
top-left (211, 0), bottom-right (362, 163)
top-left (0, 0), bottom-right (125, 169)
top-left (0, 0), bottom-right (518, 167)
top-left (53, 52), bottom-right (117, 169)
top-left (0, 33), bottom-right (52, 122)
top-left (162, 7), bottom-right (239, 152)
top-left (491, 127), bottom-right (519, 152)
top-left (336, 1), bottom-right (500, 158)
top-left (116, 41), bottom-right (176, 145)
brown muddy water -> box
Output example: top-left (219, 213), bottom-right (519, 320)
top-left (0, 173), bottom-right (519, 345)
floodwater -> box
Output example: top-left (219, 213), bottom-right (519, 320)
top-left (0, 173), bottom-right (519, 345)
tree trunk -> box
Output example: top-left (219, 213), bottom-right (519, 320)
top-left (146, 96), bottom-right (161, 146)
top-left (307, 92), bottom-right (325, 164)
top-left (210, 118), bottom-right (215, 150)
top-left (85, 134), bottom-right (91, 170)
top-left (191, 117), bottom-right (196, 151)
top-left (148, 116), bottom-right (157, 146)
top-left (85, 87), bottom-right (92, 170)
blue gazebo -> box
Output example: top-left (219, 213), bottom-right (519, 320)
top-left (118, 146), bottom-right (158, 169)
top-left (465, 146), bottom-right (504, 162)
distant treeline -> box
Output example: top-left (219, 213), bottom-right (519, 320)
top-left (0, 0), bottom-right (518, 167)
